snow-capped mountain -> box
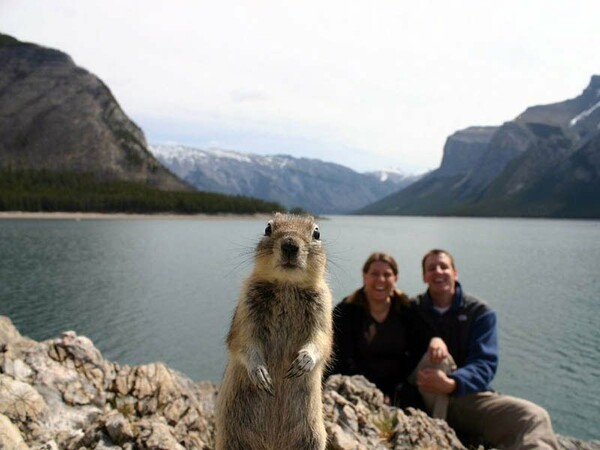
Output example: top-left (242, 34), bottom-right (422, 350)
top-left (151, 145), bottom-right (420, 214)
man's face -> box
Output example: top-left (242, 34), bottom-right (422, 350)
top-left (422, 252), bottom-right (458, 298)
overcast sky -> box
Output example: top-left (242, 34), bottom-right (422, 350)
top-left (2, 1), bottom-right (599, 173)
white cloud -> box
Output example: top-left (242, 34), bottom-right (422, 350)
top-left (230, 89), bottom-right (269, 103)
top-left (2, 0), bottom-right (600, 172)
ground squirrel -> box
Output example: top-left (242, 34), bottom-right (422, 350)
top-left (215, 213), bottom-right (333, 450)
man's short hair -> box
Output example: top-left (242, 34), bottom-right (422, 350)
top-left (421, 249), bottom-right (456, 275)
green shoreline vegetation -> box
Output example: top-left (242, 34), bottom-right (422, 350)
top-left (0, 169), bottom-right (284, 215)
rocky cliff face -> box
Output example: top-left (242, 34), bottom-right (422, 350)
top-left (1, 316), bottom-right (598, 450)
top-left (151, 145), bottom-right (420, 214)
top-left (359, 75), bottom-right (600, 218)
top-left (0, 33), bottom-right (190, 191)
top-left (436, 126), bottom-right (498, 178)
top-left (509, 131), bottom-right (600, 217)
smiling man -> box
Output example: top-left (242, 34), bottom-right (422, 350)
top-left (411, 249), bottom-right (559, 449)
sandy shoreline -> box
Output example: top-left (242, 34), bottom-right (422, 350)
top-left (0, 211), bottom-right (273, 221)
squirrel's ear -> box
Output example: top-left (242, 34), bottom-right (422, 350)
top-left (264, 220), bottom-right (273, 236)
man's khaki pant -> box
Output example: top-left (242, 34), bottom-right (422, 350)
top-left (447, 391), bottom-right (560, 450)
top-left (411, 353), bottom-right (560, 450)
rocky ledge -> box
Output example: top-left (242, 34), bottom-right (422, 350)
top-left (1, 316), bottom-right (598, 450)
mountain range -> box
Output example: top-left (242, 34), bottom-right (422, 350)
top-left (0, 32), bottom-right (282, 214)
top-left (358, 76), bottom-right (600, 218)
top-left (2, 31), bottom-right (598, 218)
top-left (151, 145), bottom-right (420, 214)
top-left (0, 32), bottom-right (418, 215)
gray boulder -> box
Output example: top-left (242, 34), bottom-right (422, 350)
top-left (0, 316), bottom-right (598, 450)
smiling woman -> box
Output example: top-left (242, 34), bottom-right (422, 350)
top-left (326, 252), bottom-right (418, 406)
top-left (361, 255), bottom-right (399, 321)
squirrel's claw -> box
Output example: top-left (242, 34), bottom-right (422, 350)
top-left (251, 365), bottom-right (274, 396)
top-left (286, 350), bottom-right (315, 378)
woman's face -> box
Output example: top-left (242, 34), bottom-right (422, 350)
top-left (363, 260), bottom-right (398, 304)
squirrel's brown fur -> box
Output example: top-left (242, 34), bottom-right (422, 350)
top-left (215, 213), bottom-right (333, 450)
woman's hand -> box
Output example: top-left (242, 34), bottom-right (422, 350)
top-left (428, 337), bottom-right (448, 363)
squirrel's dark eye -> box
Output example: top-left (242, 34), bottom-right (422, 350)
top-left (264, 222), bottom-right (273, 236)
top-left (312, 226), bottom-right (320, 240)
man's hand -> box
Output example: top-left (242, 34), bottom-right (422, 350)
top-left (416, 368), bottom-right (456, 394)
top-left (427, 337), bottom-right (448, 363)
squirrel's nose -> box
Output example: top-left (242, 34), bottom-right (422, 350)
top-left (281, 238), bottom-right (299, 258)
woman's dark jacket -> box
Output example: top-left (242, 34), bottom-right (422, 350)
top-left (327, 288), bottom-right (418, 399)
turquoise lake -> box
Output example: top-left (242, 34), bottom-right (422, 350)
top-left (0, 215), bottom-right (598, 440)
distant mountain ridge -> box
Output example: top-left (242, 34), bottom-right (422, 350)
top-left (359, 75), bottom-right (600, 218)
top-left (0, 33), bottom-right (190, 191)
top-left (151, 145), bottom-right (421, 214)
top-left (0, 33), bottom-right (284, 214)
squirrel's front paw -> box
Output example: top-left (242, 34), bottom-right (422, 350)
top-left (249, 365), bottom-right (274, 396)
top-left (286, 350), bottom-right (316, 378)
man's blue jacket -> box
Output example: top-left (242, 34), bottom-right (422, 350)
top-left (412, 282), bottom-right (499, 396)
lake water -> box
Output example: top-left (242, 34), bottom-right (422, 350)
top-left (0, 215), bottom-right (598, 440)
